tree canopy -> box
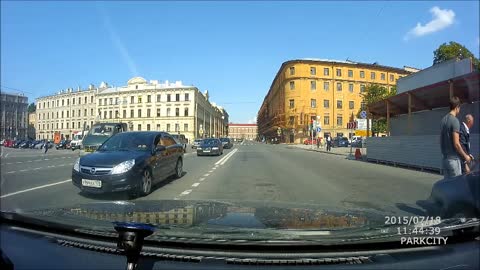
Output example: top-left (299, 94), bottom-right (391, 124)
top-left (358, 84), bottom-right (396, 136)
top-left (27, 103), bottom-right (36, 113)
top-left (433, 41), bottom-right (479, 69)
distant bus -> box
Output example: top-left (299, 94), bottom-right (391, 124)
top-left (80, 122), bottom-right (128, 155)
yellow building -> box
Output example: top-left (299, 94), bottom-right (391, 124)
top-left (257, 59), bottom-right (415, 143)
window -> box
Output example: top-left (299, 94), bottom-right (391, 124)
top-left (147, 124), bottom-right (151, 131)
top-left (175, 108), bottom-right (180, 116)
top-left (289, 81), bottom-right (295, 90)
top-left (371, 72), bottom-right (376, 80)
top-left (61, 123), bottom-right (63, 129)
top-left (62, 111), bottom-right (64, 118)
top-left (337, 100), bottom-right (343, 109)
top-left (167, 108), bottom-right (171, 117)
top-left (323, 99), bottom-right (329, 108)
top-left (337, 115), bottom-right (343, 126)
top-left (147, 109), bottom-right (151, 117)
top-left (288, 116), bottom-right (295, 125)
top-left (360, 84), bottom-right (366, 93)
top-left (78, 109), bottom-right (81, 116)
top-left (104, 98), bottom-right (108, 105)
top-left (361, 101), bottom-right (366, 111)
top-left (185, 93), bottom-right (189, 101)
top-left (57, 100), bottom-right (59, 106)
top-left (156, 124), bottom-right (161, 131)
top-left (348, 70), bottom-right (353, 77)
top-left (56, 123), bottom-right (58, 129)
top-left (336, 82), bottom-right (342, 91)
top-left (66, 123), bottom-right (69, 129)
top-left (57, 112), bottom-right (59, 118)
top-left (310, 81), bottom-right (316, 90)
top-left (310, 67), bottom-right (316, 75)
top-left (123, 110), bottom-right (126, 118)
top-left (175, 94), bottom-right (180, 101)
top-left (72, 122), bottom-right (75, 129)
top-left (91, 109), bottom-right (94, 116)
top-left (349, 83), bottom-right (354, 92)
top-left (67, 99), bottom-right (70, 105)
top-left (78, 97), bottom-right (81, 104)
top-left (166, 124), bottom-right (171, 132)
top-left (167, 94), bottom-right (171, 102)
top-left (336, 69), bottom-right (342, 77)
top-left (289, 99), bottom-right (294, 109)
top-left (90, 96), bottom-right (93, 103)
top-left (103, 111), bottom-right (107, 119)
top-left (138, 96), bottom-right (142, 103)
top-left (131, 109), bottom-right (134, 117)
top-left (109, 111), bottom-right (112, 119)
top-left (175, 123), bottom-right (180, 132)
top-left (381, 73), bottom-right (385, 80)
top-left (157, 108), bottom-right (161, 117)
top-left (184, 108), bottom-right (189, 116)
top-left (323, 68), bottom-right (329, 76)
top-left (138, 124), bottom-right (141, 131)
top-left (184, 123), bottom-right (188, 131)
top-left (289, 66), bottom-right (295, 75)
top-left (349, 101), bottom-right (354, 109)
top-left (84, 109), bottom-right (87, 116)
top-left (72, 110), bottom-right (75, 117)
top-left (310, 99), bottom-right (316, 108)
top-left (78, 122), bottom-right (81, 129)
top-left (156, 94), bottom-right (161, 102)
top-left (390, 74), bottom-right (395, 82)
top-left (99, 99), bottom-right (102, 106)
top-left (62, 100), bottom-right (64, 106)
top-left (323, 81), bottom-right (329, 91)
top-left (131, 96), bottom-right (134, 104)
top-left (360, 71), bottom-right (365, 78)
top-left (138, 109), bottom-right (142, 117)
top-left (324, 116), bottom-right (330, 125)
top-left (147, 95), bottom-right (151, 103)
top-left (73, 98), bottom-right (75, 105)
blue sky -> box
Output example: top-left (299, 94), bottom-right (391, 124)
top-left (1, 1), bottom-right (479, 123)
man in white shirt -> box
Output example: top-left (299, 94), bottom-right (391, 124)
top-left (460, 114), bottom-right (475, 173)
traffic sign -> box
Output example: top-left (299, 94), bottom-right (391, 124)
top-left (347, 121), bottom-right (357, 129)
top-left (360, 111), bottom-right (367, 119)
top-left (316, 127), bottom-right (322, 132)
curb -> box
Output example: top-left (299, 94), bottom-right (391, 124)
top-left (295, 147), bottom-right (351, 157)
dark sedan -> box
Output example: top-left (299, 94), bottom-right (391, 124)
top-left (197, 138), bottom-right (223, 156)
top-left (72, 131), bottom-right (184, 198)
top-left (56, 140), bottom-right (71, 150)
top-left (220, 137), bottom-right (233, 149)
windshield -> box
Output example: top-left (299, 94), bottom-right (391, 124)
top-left (98, 132), bottom-right (153, 152)
top-left (1, 1), bottom-right (479, 254)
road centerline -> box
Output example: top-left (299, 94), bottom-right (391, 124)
top-left (0, 179), bottom-right (71, 199)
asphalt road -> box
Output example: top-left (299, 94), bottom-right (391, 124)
top-left (1, 142), bottom-right (441, 216)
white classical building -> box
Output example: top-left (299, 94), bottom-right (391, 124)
top-left (36, 77), bottom-right (229, 142)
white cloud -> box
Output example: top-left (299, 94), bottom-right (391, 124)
top-left (404, 6), bottom-right (455, 40)
top-left (247, 116), bottom-right (257, 124)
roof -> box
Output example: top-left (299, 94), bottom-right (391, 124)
top-left (368, 71), bottom-right (480, 117)
top-left (229, 124), bottom-right (257, 127)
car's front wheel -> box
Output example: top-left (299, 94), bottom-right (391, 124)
top-left (174, 158), bottom-right (183, 178)
top-left (139, 169), bottom-right (153, 196)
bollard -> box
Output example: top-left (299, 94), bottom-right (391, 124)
top-left (355, 148), bottom-right (362, 160)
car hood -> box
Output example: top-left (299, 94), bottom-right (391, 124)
top-left (82, 135), bottom-right (110, 146)
top-left (80, 150), bottom-right (149, 167)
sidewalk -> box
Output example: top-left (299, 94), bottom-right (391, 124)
top-left (288, 144), bottom-right (367, 157)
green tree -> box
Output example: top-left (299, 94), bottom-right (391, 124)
top-left (433, 41), bottom-right (479, 69)
top-left (357, 84), bottom-right (396, 136)
top-left (27, 103), bottom-right (36, 113)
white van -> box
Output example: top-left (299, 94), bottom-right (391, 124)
top-left (70, 134), bottom-right (83, 151)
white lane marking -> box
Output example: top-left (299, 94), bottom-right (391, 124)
top-left (19, 169), bottom-right (27, 172)
top-left (4, 153), bottom-right (10, 158)
top-left (208, 170), bottom-right (214, 173)
top-left (211, 167), bottom-right (217, 170)
top-left (27, 160), bottom-right (32, 163)
top-left (203, 173), bottom-right (210, 177)
top-left (0, 179), bottom-right (71, 199)
top-left (192, 183), bottom-right (200, 187)
top-left (33, 167), bottom-right (41, 170)
top-left (6, 171), bottom-right (16, 174)
top-left (199, 177), bottom-right (206, 182)
top-left (214, 149), bottom-right (237, 165)
top-left (220, 148), bottom-right (238, 165)
top-left (180, 189), bottom-right (192, 196)
top-left (44, 159), bottom-right (50, 161)
top-left (16, 162), bottom-right (22, 164)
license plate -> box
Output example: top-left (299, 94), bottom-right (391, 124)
top-left (203, 150), bottom-right (210, 153)
top-left (82, 179), bottom-right (102, 188)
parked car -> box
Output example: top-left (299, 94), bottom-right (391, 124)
top-left (197, 138), bottom-right (223, 156)
top-left (34, 140), bottom-right (45, 149)
top-left (3, 139), bottom-right (14, 148)
top-left (303, 138), bottom-right (318, 145)
top-left (0, 139), bottom-right (4, 146)
top-left (192, 139), bottom-right (202, 149)
top-left (332, 137), bottom-right (349, 147)
top-left (72, 131), bottom-right (184, 197)
top-left (219, 137), bottom-right (233, 149)
top-left (13, 140), bottom-right (25, 148)
top-left (19, 140), bottom-right (34, 148)
top-left (56, 140), bottom-right (71, 150)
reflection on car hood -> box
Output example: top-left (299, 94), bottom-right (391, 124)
top-left (80, 151), bottom-right (148, 167)
top-left (5, 200), bottom-right (396, 242)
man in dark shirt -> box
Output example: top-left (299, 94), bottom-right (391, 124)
top-left (440, 97), bottom-right (471, 178)
top-left (460, 114), bottom-right (474, 173)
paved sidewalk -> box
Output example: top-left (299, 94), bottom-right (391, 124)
top-left (288, 144), bottom-right (367, 157)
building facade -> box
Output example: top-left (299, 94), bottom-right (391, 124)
top-left (35, 77), bottom-right (229, 142)
top-left (228, 124), bottom-right (257, 140)
top-left (28, 112), bottom-right (36, 139)
top-left (0, 92), bottom-right (28, 140)
top-left (257, 59), bottom-right (415, 143)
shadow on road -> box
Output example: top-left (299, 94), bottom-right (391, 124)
top-left (78, 172), bottom-right (188, 201)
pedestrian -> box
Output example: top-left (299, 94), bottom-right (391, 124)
top-left (459, 114), bottom-right (475, 173)
top-left (44, 141), bottom-right (49, 154)
top-left (316, 137), bottom-right (320, 149)
top-left (440, 96), bottom-right (471, 178)
top-left (326, 136), bottom-right (331, 151)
